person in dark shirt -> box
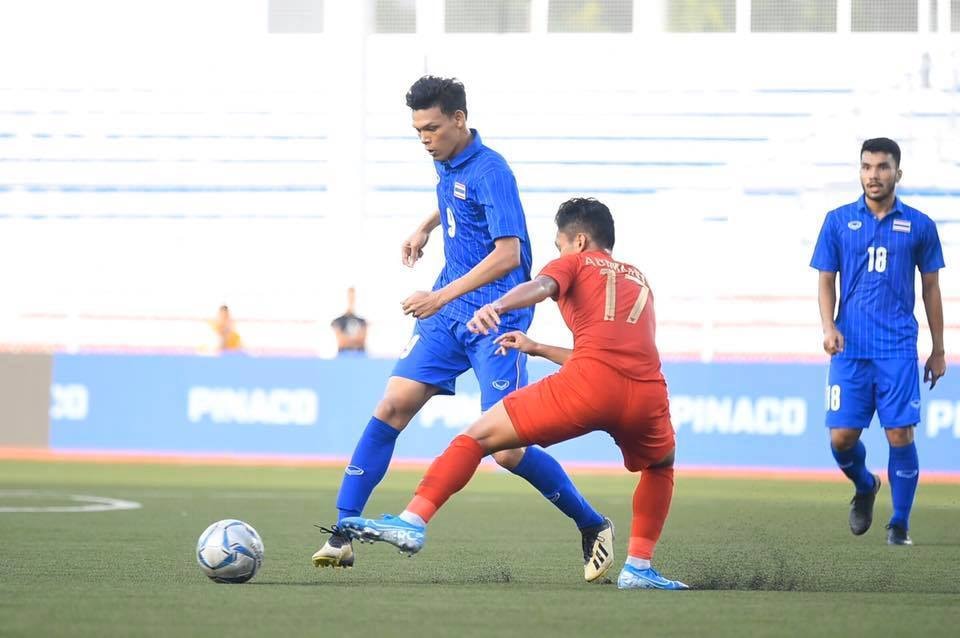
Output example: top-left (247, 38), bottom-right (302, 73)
top-left (331, 287), bottom-right (367, 355)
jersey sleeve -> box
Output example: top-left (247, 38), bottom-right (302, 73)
top-left (809, 213), bottom-right (840, 272)
top-left (917, 218), bottom-right (946, 273)
top-left (538, 254), bottom-right (581, 300)
top-left (475, 167), bottom-right (526, 240)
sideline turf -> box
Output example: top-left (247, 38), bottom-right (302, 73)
top-left (1, 461), bottom-right (958, 637)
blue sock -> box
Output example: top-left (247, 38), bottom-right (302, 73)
top-left (831, 440), bottom-right (876, 493)
top-left (510, 446), bottom-right (604, 530)
top-left (888, 442), bottom-right (919, 529)
top-left (336, 417), bottom-right (400, 522)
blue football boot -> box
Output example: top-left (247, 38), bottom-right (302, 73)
top-left (617, 564), bottom-right (689, 590)
top-left (339, 515), bottom-right (425, 555)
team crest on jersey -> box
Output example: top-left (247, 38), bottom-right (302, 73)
top-left (847, 220), bottom-right (862, 230)
top-left (892, 219), bottom-right (911, 233)
top-left (454, 181), bottom-right (467, 200)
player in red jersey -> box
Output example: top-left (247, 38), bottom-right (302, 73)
top-left (340, 198), bottom-right (688, 589)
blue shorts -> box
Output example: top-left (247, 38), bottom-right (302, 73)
top-left (825, 358), bottom-right (921, 429)
top-left (392, 313), bottom-right (529, 411)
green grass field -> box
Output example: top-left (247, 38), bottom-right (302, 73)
top-left (2, 460), bottom-right (959, 637)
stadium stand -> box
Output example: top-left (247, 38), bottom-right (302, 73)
top-left (1, 30), bottom-right (957, 360)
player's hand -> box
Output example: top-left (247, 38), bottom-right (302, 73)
top-left (401, 229), bottom-right (430, 268)
top-left (822, 325), bottom-right (844, 355)
top-left (493, 331), bottom-right (539, 356)
top-left (467, 304), bottom-right (501, 335)
top-left (401, 290), bottom-right (444, 319)
top-left (924, 351), bottom-right (946, 389)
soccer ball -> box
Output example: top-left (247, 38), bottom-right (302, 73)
top-left (196, 519), bottom-right (264, 583)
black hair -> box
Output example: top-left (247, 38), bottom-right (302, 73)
top-left (861, 137), bottom-right (901, 167)
top-left (405, 75), bottom-right (467, 117)
top-left (555, 197), bottom-right (615, 249)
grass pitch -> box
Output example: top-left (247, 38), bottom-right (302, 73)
top-left (1, 460), bottom-right (959, 637)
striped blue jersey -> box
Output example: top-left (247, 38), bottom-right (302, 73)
top-left (810, 195), bottom-right (945, 359)
top-left (433, 129), bottom-right (533, 328)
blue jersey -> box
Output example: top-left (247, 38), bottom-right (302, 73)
top-left (810, 195), bottom-right (945, 359)
top-left (432, 129), bottom-right (533, 328)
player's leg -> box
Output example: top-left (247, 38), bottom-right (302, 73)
top-left (610, 379), bottom-right (687, 590)
top-left (339, 366), bottom-right (616, 581)
top-left (338, 368), bottom-right (590, 547)
top-left (335, 376), bottom-right (440, 522)
top-left (877, 358), bottom-right (921, 546)
top-left (617, 452), bottom-right (687, 590)
top-left (465, 325), bottom-right (605, 532)
top-left (313, 376), bottom-right (441, 567)
top-left (313, 318), bottom-right (467, 567)
top-left (826, 358), bottom-right (881, 535)
top-left (338, 401), bottom-right (524, 554)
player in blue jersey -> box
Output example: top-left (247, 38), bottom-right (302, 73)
top-left (811, 138), bottom-right (946, 546)
top-left (312, 76), bottom-right (613, 580)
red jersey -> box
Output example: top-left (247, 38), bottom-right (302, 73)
top-left (539, 250), bottom-right (662, 381)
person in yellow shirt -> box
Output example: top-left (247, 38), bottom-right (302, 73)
top-left (212, 305), bottom-right (242, 352)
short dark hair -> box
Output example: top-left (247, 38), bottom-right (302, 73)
top-left (405, 75), bottom-right (467, 117)
top-left (861, 137), bottom-right (901, 167)
top-left (555, 197), bottom-right (615, 249)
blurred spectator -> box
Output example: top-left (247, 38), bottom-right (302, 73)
top-left (211, 305), bottom-right (242, 352)
top-left (331, 287), bottom-right (367, 355)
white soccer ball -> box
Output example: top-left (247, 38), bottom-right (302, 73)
top-left (196, 519), bottom-right (264, 583)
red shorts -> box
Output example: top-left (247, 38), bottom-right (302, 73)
top-left (503, 357), bottom-right (675, 472)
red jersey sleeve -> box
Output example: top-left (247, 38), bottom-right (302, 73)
top-left (538, 253), bottom-right (582, 300)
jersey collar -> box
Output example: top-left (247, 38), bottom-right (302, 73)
top-left (856, 193), bottom-right (904, 217)
top-left (439, 129), bottom-right (483, 170)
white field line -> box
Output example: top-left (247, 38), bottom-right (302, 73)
top-left (0, 490), bottom-right (142, 513)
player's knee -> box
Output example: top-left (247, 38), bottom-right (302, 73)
top-left (885, 425), bottom-right (915, 447)
top-left (463, 422), bottom-right (505, 456)
top-left (492, 447), bottom-right (524, 470)
top-left (373, 395), bottom-right (419, 429)
top-left (830, 428), bottom-right (861, 451)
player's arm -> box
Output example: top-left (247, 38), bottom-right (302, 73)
top-left (402, 237), bottom-right (521, 319)
top-left (494, 330), bottom-right (572, 366)
top-left (467, 275), bottom-right (558, 335)
top-left (401, 209), bottom-right (441, 268)
top-left (921, 270), bottom-right (946, 388)
top-left (817, 270), bottom-right (844, 354)
top-left (811, 213), bottom-right (843, 355)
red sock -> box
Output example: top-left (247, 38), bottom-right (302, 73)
top-left (628, 465), bottom-right (674, 559)
top-left (405, 435), bottom-right (484, 523)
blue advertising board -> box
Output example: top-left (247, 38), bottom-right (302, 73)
top-left (50, 354), bottom-right (960, 471)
